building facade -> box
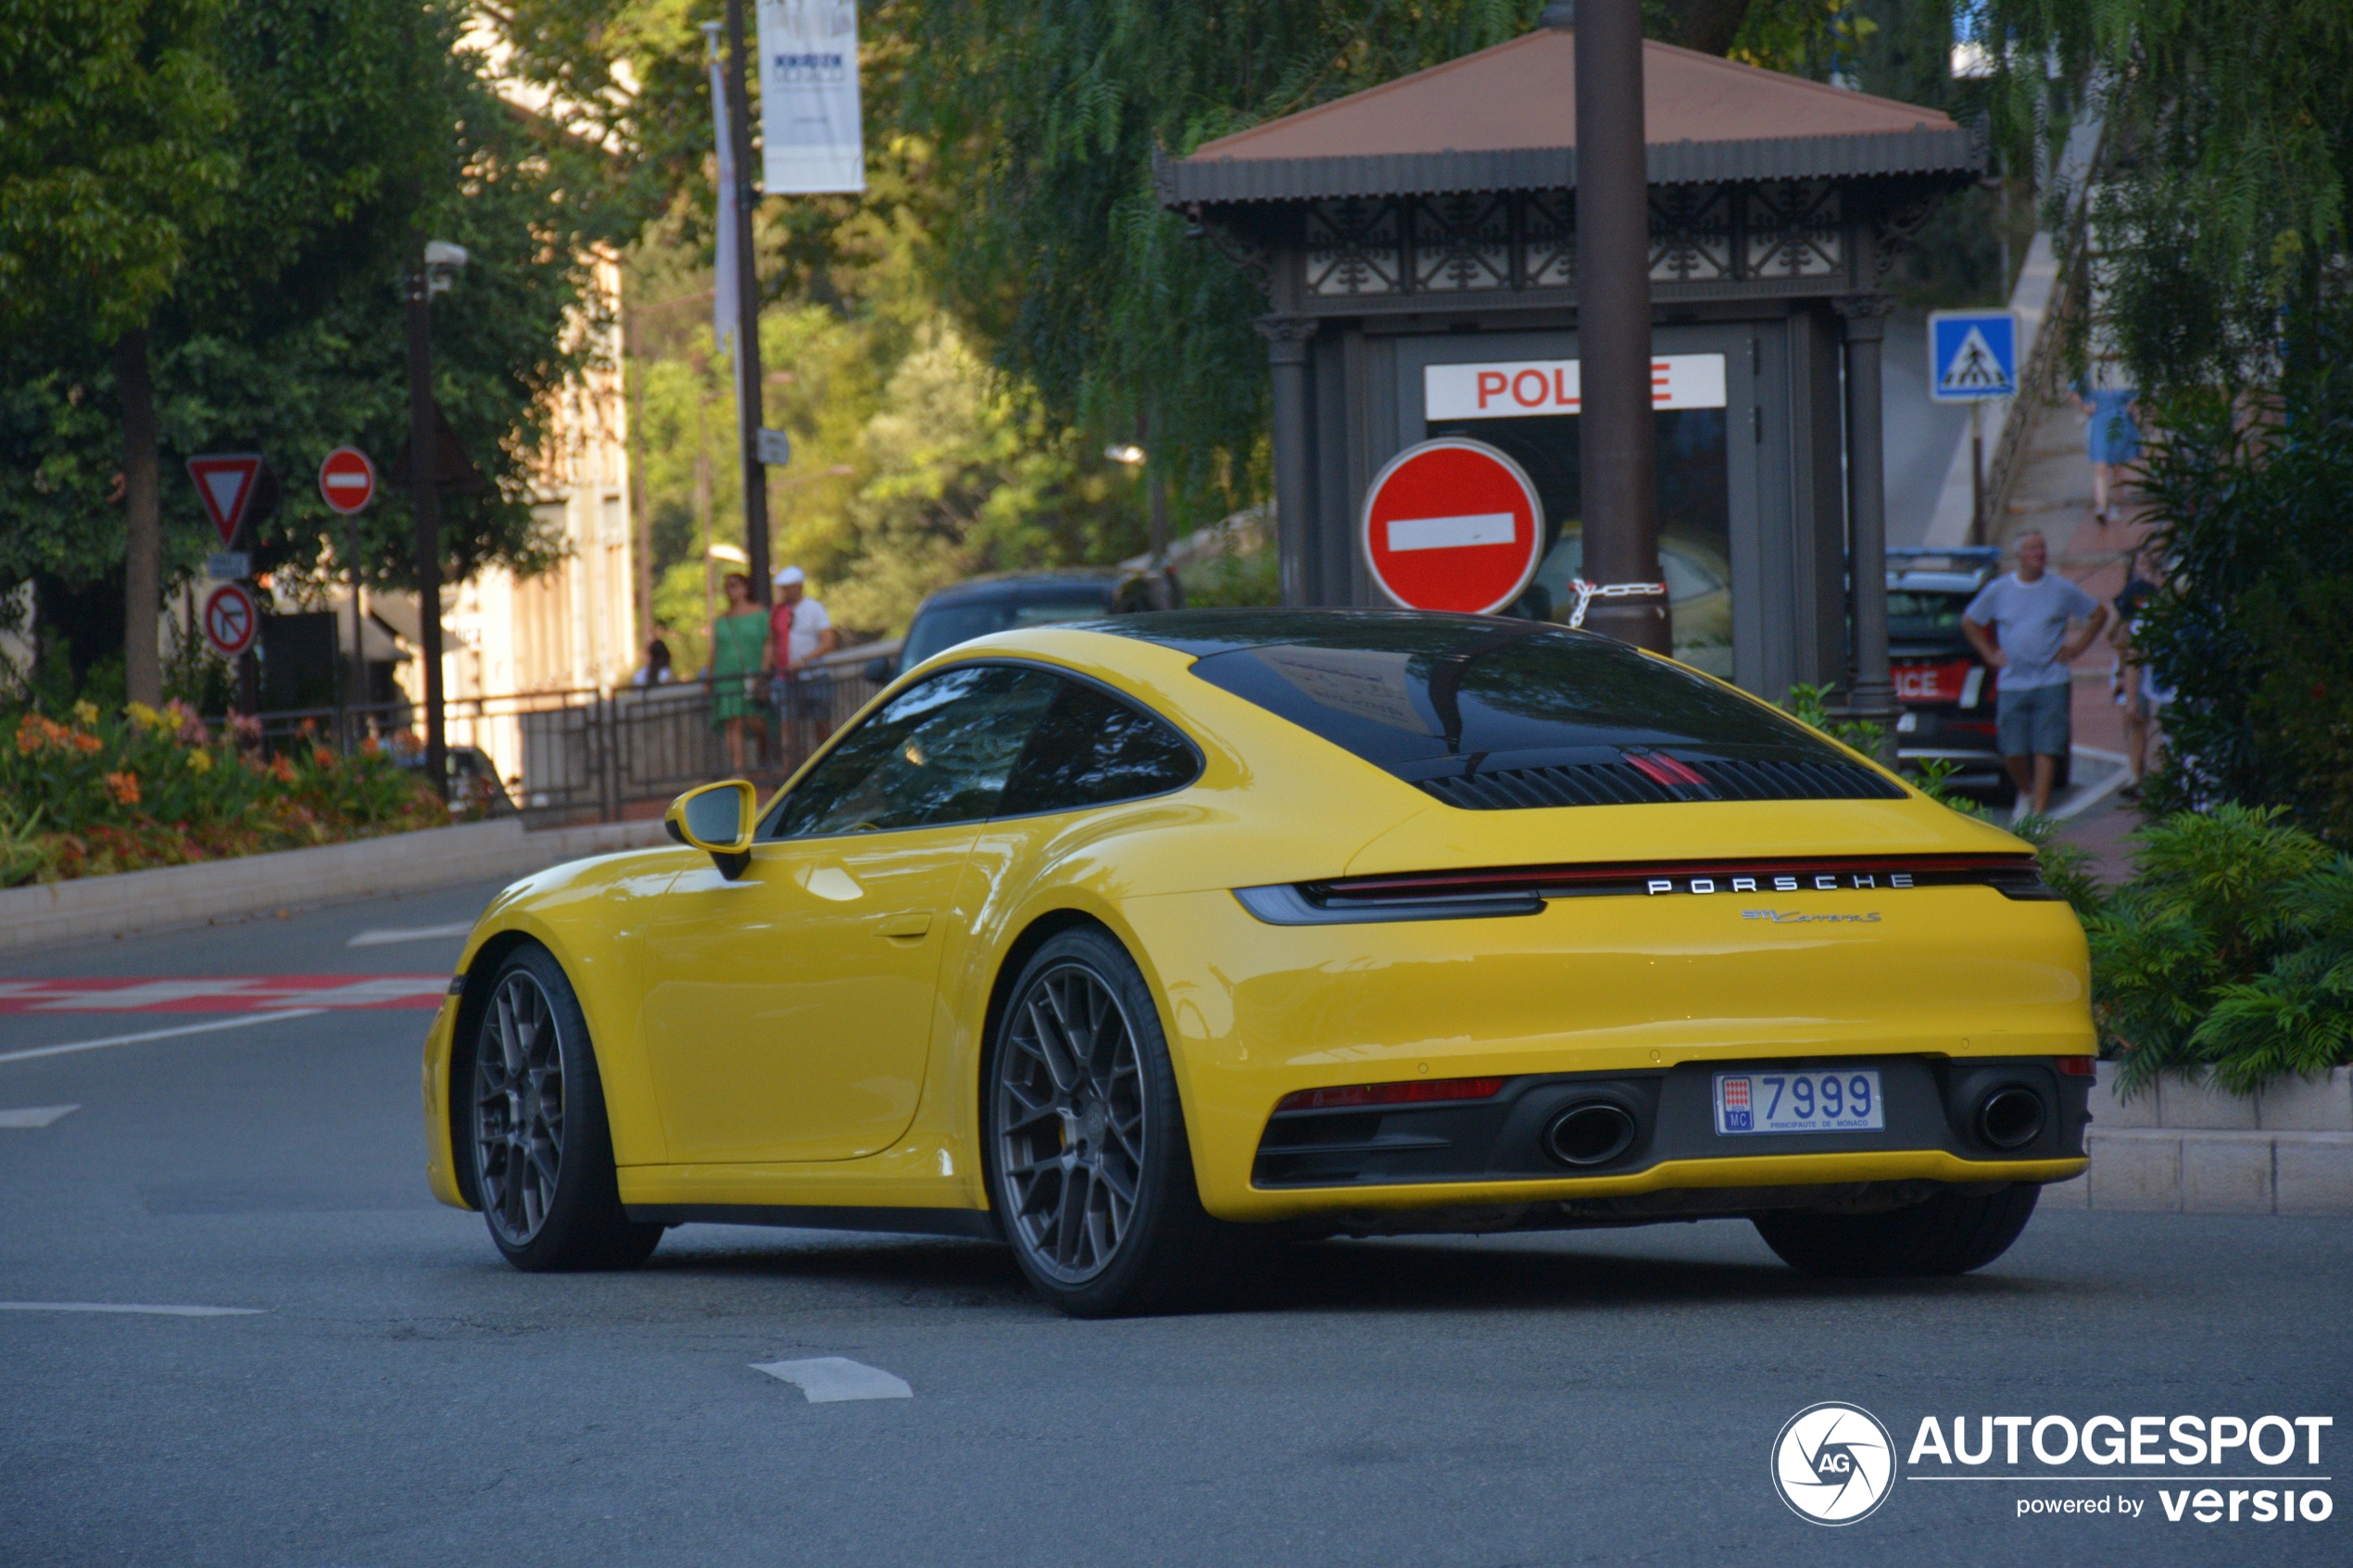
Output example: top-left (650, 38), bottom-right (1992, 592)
top-left (1161, 23), bottom-right (1976, 704)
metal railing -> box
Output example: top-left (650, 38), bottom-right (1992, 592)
top-left (208, 640), bottom-right (900, 829)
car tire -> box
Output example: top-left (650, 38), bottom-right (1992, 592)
top-left (466, 944), bottom-right (663, 1273)
top-left (984, 926), bottom-right (1242, 1317)
top-left (1750, 1184), bottom-right (2040, 1278)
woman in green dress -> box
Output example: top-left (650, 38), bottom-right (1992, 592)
top-left (708, 571), bottom-right (772, 773)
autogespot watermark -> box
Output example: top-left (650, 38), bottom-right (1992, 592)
top-left (1771, 1403), bottom-right (1898, 1524)
top-left (1773, 1406), bottom-right (2338, 1527)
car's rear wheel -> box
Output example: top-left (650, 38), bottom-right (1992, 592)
top-left (1751, 1184), bottom-right (2040, 1278)
top-left (986, 927), bottom-right (1237, 1317)
top-left (468, 945), bottom-right (663, 1272)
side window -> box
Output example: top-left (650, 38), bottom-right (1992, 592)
top-left (772, 665), bottom-right (1062, 838)
top-left (997, 677), bottom-right (1201, 818)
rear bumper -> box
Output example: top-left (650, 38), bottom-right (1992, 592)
top-left (1216, 1148), bottom-right (2086, 1223)
top-left (1252, 1056), bottom-right (2088, 1191)
top-left (1124, 883), bottom-right (2095, 1222)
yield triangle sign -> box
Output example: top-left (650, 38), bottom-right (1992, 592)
top-left (186, 454), bottom-right (264, 546)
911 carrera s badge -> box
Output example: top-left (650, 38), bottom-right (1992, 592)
top-left (1743, 909), bottom-right (1882, 923)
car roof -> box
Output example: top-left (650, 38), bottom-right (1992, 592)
top-left (1055, 606), bottom-right (1588, 658)
top-left (915, 569), bottom-right (1124, 608)
top-left (1889, 571), bottom-right (1989, 595)
top-left (1886, 547), bottom-right (1997, 595)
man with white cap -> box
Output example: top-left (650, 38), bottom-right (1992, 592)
top-left (770, 566), bottom-right (838, 761)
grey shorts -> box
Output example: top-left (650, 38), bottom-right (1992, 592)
top-left (1996, 681), bottom-right (2071, 758)
top-left (774, 671), bottom-right (832, 722)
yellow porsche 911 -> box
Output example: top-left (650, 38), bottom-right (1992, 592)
top-left (422, 610), bottom-right (2094, 1315)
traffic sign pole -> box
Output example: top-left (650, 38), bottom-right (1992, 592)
top-left (405, 249), bottom-right (448, 800)
top-left (318, 447), bottom-right (378, 736)
top-left (1571, 0), bottom-right (1669, 655)
top-left (1969, 402), bottom-right (1985, 546)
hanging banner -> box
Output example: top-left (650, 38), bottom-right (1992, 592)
top-left (707, 35), bottom-right (740, 360)
top-left (758, 0), bottom-right (866, 194)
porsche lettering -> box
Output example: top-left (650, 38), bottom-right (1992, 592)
top-left (1646, 872), bottom-right (1914, 895)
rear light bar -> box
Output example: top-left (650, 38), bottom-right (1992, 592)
top-left (1325, 855), bottom-right (2049, 902)
top-left (1235, 854), bottom-right (2059, 925)
top-left (2055, 1057), bottom-right (2097, 1078)
top-left (1274, 1076), bottom-right (1505, 1113)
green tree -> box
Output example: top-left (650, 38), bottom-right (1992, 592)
top-left (1983, 0), bottom-right (2353, 396)
top-left (1, 0), bottom-right (238, 704)
top-left (2, 2), bottom-right (609, 704)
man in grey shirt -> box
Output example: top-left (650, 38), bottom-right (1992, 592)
top-left (1962, 531), bottom-right (2108, 819)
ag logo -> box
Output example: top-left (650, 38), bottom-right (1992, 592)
top-left (1771, 1402), bottom-right (1896, 1524)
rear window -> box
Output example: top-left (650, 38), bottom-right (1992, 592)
top-left (1889, 590), bottom-right (1970, 638)
top-left (1178, 618), bottom-right (1899, 807)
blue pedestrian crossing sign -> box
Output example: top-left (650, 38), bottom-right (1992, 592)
top-left (1928, 309), bottom-right (2020, 402)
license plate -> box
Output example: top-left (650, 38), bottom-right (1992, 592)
top-left (1714, 1070), bottom-right (1884, 1135)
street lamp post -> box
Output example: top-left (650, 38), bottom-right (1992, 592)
top-left (1570, 0), bottom-right (1671, 655)
top-left (404, 238), bottom-right (466, 800)
top-left (721, 0), bottom-right (773, 608)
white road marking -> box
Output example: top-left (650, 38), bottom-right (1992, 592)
top-left (752, 1356), bottom-right (912, 1403)
top-left (0, 1301), bottom-right (265, 1317)
top-left (1386, 511), bottom-right (1516, 552)
top-left (346, 923), bottom-right (475, 947)
top-left (0, 1009), bottom-right (324, 1066)
top-left (20, 979), bottom-right (271, 1010)
top-left (0, 1105), bottom-right (79, 1127)
top-left (254, 977), bottom-right (449, 1008)
top-left (2048, 745), bottom-right (2133, 823)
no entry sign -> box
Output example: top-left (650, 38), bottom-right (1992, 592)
top-left (1361, 438), bottom-right (1545, 615)
top-left (202, 583), bottom-right (259, 659)
top-left (318, 446), bottom-right (377, 514)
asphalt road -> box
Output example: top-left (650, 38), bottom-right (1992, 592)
top-left (3, 877), bottom-right (2347, 1568)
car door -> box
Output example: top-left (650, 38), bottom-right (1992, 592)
top-left (643, 664), bottom-right (1064, 1164)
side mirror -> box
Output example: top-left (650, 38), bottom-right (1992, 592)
top-left (862, 655), bottom-right (895, 685)
top-left (664, 779), bottom-right (759, 880)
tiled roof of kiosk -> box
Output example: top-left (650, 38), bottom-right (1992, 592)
top-left (1160, 29), bottom-right (1974, 205)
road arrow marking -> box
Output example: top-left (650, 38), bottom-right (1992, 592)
top-left (0, 1105), bottom-right (79, 1127)
top-left (752, 1356), bottom-right (912, 1402)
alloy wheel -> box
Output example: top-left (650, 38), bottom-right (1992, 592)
top-left (995, 962), bottom-right (1148, 1284)
top-left (474, 969), bottom-right (566, 1247)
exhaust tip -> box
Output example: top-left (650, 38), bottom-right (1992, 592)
top-left (1544, 1100), bottom-right (1638, 1167)
top-left (1977, 1085), bottom-right (2046, 1150)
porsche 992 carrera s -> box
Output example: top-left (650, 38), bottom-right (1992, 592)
top-left (422, 611), bottom-right (2092, 1315)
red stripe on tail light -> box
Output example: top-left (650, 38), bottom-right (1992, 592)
top-left (1274, 1077), bottom-right (1506, 1113)
top-left (1623, 752), bottom-right (1708, 791)
top-left (2054, 1057), bottom-right (2097, 1078)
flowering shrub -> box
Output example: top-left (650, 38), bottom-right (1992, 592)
top-left (0, 702), bottom-right (447, 885)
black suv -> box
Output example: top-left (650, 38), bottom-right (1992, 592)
top-left (864, 567), bottom-right (1179, 683)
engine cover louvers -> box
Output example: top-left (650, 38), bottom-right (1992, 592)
top-left (1417, 756), bottom-right (1905, 810)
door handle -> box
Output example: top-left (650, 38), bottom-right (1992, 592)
top-left (875, 911), bottom-right (931, 939)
